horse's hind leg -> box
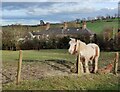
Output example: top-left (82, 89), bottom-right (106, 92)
top-left (85, 59), bottom-right (90, 74)
top-left (94, 56), bottom-right (98, 73)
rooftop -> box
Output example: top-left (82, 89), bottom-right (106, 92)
top-left (32, 27), bottom-right (95, 36)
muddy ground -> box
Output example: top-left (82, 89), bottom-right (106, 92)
top-left (2, 59), bottom-right (120, 84)
top-left (2, 59), bottom-right (74, 84)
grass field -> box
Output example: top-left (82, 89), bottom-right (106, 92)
top-left (87, 19), bottom-right (118, 34)
top-left (2, 49), bottom-right (120, 90)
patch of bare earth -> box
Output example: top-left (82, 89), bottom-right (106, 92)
top-left (2, 60), bottom-right (74, 84)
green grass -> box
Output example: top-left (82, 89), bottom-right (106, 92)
top-left (2, 50), bottom-right (120, 90)
top-left (2, 50), bottom-right (117, 65)
top-left (3, 74), bottom-right (119, 90)
top-left (87, 19), bottom-right (118, 34)
top-left (2, 49), bottom-right (75, 62)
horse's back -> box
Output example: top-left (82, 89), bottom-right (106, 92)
top-left (87, 43), bottom-right (99, 48)
top-left (80, 44), bottom-right (96, 58)
top-left (87, 43), bottom-right (100, 57)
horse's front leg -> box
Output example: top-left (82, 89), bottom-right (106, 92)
top-left (80, 60), bottom-right (84, 74)
top-left (85, 59), bottom-right (90, 74)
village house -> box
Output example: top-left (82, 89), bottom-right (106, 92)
top-left (28, 21), bottom-right (96, 42)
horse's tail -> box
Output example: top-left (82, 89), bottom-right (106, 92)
top-left (95, 46), bottom-right (100, 57)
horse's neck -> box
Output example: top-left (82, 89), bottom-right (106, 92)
top-left (77, 40), bottom-right (86, 52)
top-left (80, 41), bottom-right (87, 50)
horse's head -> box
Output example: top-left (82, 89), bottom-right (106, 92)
top-left (68, 38), bottom-right (86, 55)
top-left (68, 38), bottom-right (77, 55)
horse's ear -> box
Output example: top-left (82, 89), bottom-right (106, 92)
top-left (70, 38), bottom-right (74, 40)
top-left (70, 38), bottom-right (76, 41)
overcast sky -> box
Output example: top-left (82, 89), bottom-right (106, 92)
top-left (1, 0), bottom-right (119, 25)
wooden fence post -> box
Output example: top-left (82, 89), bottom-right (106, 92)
top-left (78, 54), bottom-right (80, 75)
top-left (113, 52), bottom-right (119, 75)
top-left (16, 50), bottom-right (22, 85)
top-left (78, 54), bottom-right (83, 76)
top-left (77, 40), bottom-right (84, 75)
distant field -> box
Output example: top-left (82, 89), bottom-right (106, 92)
top-left (87, 19), bottom-right (118, 34)
top-left (2, 50), bottom-right (120, 90)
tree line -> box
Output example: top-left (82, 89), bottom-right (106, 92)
top-left (2, 29), bottom-right (120, 51)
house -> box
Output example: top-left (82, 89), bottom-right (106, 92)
top-left (31, 21), bottom-right (95, 42)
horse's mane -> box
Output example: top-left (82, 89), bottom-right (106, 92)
top-left (76, 40), bottom-right (86, 53)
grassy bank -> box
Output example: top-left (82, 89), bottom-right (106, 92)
top-left (3, 74), bottom-right (119, 90)
top-left (2, 50), bottom-right (120, 90)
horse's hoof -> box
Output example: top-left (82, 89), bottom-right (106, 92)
top-left (93, 70), bottom-right (98, 74)
top-left (85, 72), bottom-right (90, 74)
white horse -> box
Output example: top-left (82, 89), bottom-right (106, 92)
top-left (68, 38), bottom-right (100, 74)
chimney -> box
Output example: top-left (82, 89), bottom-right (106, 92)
top-left (46, 22), bottom-right (50, 30)
top-left (82, 21), bottom-right (86, 29)
top-left (63, 22), bottom-right (68, 29)
top-left (76, 22), bottom-right (80, 28)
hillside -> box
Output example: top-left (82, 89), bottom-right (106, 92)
top-left (87, 19), bottom-right (118, 34)
top-left (2, 18), bottom-right (118, 35)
